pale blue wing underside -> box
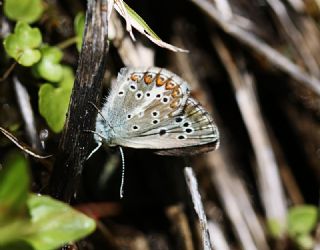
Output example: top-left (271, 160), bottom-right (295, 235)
top-left (96, 67), bottom-right (219, 151)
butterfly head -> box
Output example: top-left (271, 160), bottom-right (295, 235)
top-left (94, 115), bottom-right (115, 146)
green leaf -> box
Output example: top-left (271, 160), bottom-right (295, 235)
top-left (266, 218), bottom-right (285, 238)
top-left (288, 205), bottom-right (318, 236)
top-left (39, 66), bottom-right (74, 133)
top-left (24, 194), bottom-right (96, 250)
top-left (4, 0), bottom-right (44, 23)
top-left (3, 22), bottom-right (42, 66)
top-left (74, 12), bottom-right (85, 51)
top-left (0, 219), bottom-right (32, 247)
top-left (295, 234), bottom-right (314, 250)
top-left (0, 150), bottom-right (29, 220)
top-left (33, 46), bottom-right (64, 82)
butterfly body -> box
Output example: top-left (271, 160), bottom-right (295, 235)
top-left (93, 67), bottom-right (219, 156)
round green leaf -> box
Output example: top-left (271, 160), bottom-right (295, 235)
top-left (18, 49), bottom-right (41, 66)
top-left (4, 0), bottom-right (44, 23)
top-left (33, 46), bottom-right (63, 82)
top-left (3, 22), bottom-right (42, 66)
top-left (38, 84), bottom-right (70, 133)
top-left (288, 205), bottom-right (318, 236)
top-left (39, 67), bottom-right (74, 133)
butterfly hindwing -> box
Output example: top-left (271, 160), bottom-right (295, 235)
top-left (115, 98), bottom-right (219, 150)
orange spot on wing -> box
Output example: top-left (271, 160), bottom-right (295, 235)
top-left (171, 86), bottom-right (182, 98)
top-left (131, 74), bottom-right (139, 81)
top-left (156, 74), bottom-right (166, 86)
top-left (165, 79), bottom-right (176, 90)
top-left (144, 73), bottom-right (154, 84)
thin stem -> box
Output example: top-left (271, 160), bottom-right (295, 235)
top-left (56, 36), bottom-right (79, 50)
top-left (0, 61), bottom-right (17, 82)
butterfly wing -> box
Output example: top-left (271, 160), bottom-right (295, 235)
top-left (98, 67), bottom-right (219, 154)
top-left (115, 97), bottom-right (220, 152)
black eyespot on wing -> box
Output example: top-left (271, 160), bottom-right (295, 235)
top-left (153, 120), bottom-right (159, 124)
top-left (175, 117), bottom-right (183, 123)
top-left (132, 125), bottom-right (139, 130)
top-left (178, 135), bottom-right (186, 140)
top-left (186, 128), bottom-right (192, 133)
top-left (160, 129), bottom-right (166, 136)
top-left (183, 122), bottom-right (189, 127)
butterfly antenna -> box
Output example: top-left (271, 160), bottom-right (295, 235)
top-left (119, 146), bottom-right (125, 199)
top-left (88, 101), bottom-right (107, 123)
top-left (88, 101), bottom-right (115, 132)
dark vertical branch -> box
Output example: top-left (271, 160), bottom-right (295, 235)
top-left (48, 0), bottom-right (109, 202)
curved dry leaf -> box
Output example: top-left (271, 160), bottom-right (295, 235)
top-left (111, 0), bottom-right (188, 52)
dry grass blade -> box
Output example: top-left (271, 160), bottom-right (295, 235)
top-left (166, 205), bottom-right (195, 250)
top-left (212, 36), bottom-right (287, 228)
top-left (191, 0), bottom-right (320, 96)
top-left (13, 76), bottom-right (42, 150)
top-left (207, 221), bottom-right (230, 250)
top-left (184, 167), bottom-right (212, 250)
top-left (265, 0), bottom-right (320, 76)
top-left (207, 152), bottom-right (262, 250)
top-left (171, 30), bottom-right (269, 250)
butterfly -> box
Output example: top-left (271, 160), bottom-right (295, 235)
top-left (88, 67), bottom-right (219, 158)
